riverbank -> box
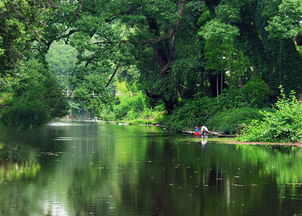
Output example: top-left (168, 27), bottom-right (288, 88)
top-left (186, 137), bottom-right (302, 147)
top-left (221, 141), bottom-right (302, 146)
top-left (183, 130), bottom-right (236, 137)
top-left (55, 119), bottom-right (302, 147)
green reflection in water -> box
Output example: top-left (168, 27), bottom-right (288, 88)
top-left (1, 123), bottom-right (302, 216)
top-left (0, 142), bottom-right (41, 182)
top-left (0, 161), bottom-right (40, 182)
top-left (236, 144), bottom-right (302, 202)
top-left (236, 145), bottom-right (302, 184)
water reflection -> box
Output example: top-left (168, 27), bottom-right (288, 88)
top-left (0, 122), bottom-right (302, 215)
top-left (200, 139), bottom-right (208, 146)
top-left (0, 142), bottom-right (40, 182)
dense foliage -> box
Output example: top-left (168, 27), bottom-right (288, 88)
top-left (0, 0), bottom-right (68, 128)
top-left (239, 89), bottom-right (302, 143)
top-left (164, 97), bottom-right (220, 131)
top-left (46, 42), bottom-right (77, 89)
top-left (99, 82), bottom-right (165, 124)
top-left (207, 108), bottom-right (265, 134)
top-left (163, 92), bottom-right (268, 133)
top-left (0, 0), bottom-right (302, 139)
top-left (0, 60), bottom-right (68, 129)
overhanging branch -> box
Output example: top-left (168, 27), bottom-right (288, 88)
top-left (134, 0), bottom-right (187, 45)
top-left (106, 65), bottom-right (120, 87)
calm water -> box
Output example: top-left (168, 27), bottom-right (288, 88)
top-left (0, 122), bottom-right (302, 216)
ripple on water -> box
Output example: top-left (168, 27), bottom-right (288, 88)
top-left (48, 122), bottom-right (83, 127)
top-left (52, 137), bottom-right (74, 141)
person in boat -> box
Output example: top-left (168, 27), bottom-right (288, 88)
top-left (194, 126), bottom-right (200, 135)
top-left (200, 126), bottom-right (209, 136)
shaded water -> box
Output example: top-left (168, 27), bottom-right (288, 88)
top-left (0, 122), bottom-right (302, 216)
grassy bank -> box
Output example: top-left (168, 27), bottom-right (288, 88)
top-left (182, 136), bottom-right (302, 146)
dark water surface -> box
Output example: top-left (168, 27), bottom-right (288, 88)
top-left (0, 122), bottom-right (302, 216)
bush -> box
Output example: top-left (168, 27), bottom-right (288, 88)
top-left (98, 106), bottom-right (115, 121)
top-left (239, 89), bottom-right (302, 143)
top-left (206, 107), bottom-right (265, 134)
top-left (161, 79), bottom-right (271, 132)
top-left (113, 92), bottom-right (147, 120)
top-left (218, 78), bottom-right (272, 109)
top-left (97, 82), bottom-right (165, 124)
top-left (163, 97), bottom-right (220, 131)
top-left (1, 89), bottom-right (49, 129)
top-left (0, 60), bottom-right (68, 129)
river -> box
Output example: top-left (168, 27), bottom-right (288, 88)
top-left (0, 122), bottom-right (302, 216)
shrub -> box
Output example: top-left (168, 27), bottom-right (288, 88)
top-left (98, 106), bottom-right (115, 121)
top-left (218, 78), bottom-right (272, 109)
top-left (1, 89), bottom-right (49, 129)
top-left (161, 79), bottom-right (271, 132)
top-left (163, 97), bottom-right (220, 131)
top-left (0, 60), bottom-right (68, 129)
top-left (98, 82), bottom-right (165, 123)
top-left (113, 92), bottom-right (147, 120)
top-left (240, 78), bottom-right (272, 107)
top-left (239, 89), bottom-right (302, 143)
top-left (206, 107), bottom-right (265, 134)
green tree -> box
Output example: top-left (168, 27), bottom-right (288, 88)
top-left (266, 0), bottom-right (302, 41)
top-left (0, 60), bottom-right (68, 129)
top-left (71, 66), bottom-right (116, 118)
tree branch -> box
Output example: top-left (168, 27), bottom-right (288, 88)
top-left (131, 0), bottom-right (188, 45)
top-left (106, 65), bottom-right (120, 87)
top-left (39, 29), bottom-right (77, 54)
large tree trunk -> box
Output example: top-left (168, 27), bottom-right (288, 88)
top-left (143, 0), bottom-right (187, 75)
top-left (208, 73), bottom-right (224, 97)
top-left (137, 0), bottom-right (188, 112)
top-left (204, 0), bottom-right (221, 17)
top-left (295, 34), bottom-right (302, 46)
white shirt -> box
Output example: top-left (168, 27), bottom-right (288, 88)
top-left (201, 126), bottom-right (208, 132)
